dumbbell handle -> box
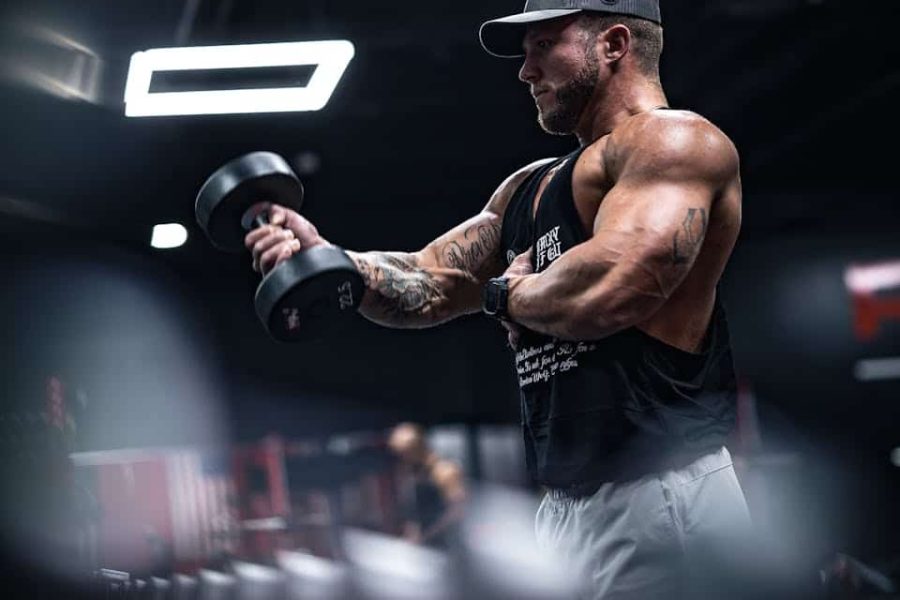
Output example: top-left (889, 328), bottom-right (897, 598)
top-left (252, 211), bottom-right (271, 230)
top-left (244, 207), bottom-right (284, 233)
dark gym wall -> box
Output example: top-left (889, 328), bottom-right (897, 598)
top-left (0, 229), bottom-right (230, 451)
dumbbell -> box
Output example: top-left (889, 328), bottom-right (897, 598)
top-left (195, 151), bottom-right (364, 342)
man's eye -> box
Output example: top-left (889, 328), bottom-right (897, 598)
top-left (537, 40), bottom-right (552, 49)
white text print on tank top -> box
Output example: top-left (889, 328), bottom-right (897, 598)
top-left (515, 224), bottom-right (596, 388)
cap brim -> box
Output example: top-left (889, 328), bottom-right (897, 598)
top-left (479, 9), bottom-right (583, 58)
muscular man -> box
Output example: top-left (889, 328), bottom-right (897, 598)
top-left (386, 423), bottom-right (466, 549)
top-left (247, 1), bottom-right (751, 596)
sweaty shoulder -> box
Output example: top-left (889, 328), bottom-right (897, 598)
top-left (605, 110), bottom-right (739, 188)
top-left (484, 157), bottom-right (557, 216)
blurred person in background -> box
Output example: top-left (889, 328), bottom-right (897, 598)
top-left (387, 423), bottom-right (466, 549)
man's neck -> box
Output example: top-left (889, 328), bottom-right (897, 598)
top-left (575, 77), bottom-right (669, 146)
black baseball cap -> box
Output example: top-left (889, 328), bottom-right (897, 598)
top-left (479, 0), bottom-right (662, 58)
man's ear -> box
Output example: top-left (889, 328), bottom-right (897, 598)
top-left (599, 24), bottom-right (631, 64)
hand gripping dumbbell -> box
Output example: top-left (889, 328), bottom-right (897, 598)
top-left (195, 151), bottom-right (364, 342)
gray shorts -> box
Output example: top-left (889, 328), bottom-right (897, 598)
top-left (535, 446), bottom-right (753, 599)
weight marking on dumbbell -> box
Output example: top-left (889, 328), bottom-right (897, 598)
top-left (282, 308), bottom-right (301, 331)
top-left (338, 281), bottom-right (355, 311)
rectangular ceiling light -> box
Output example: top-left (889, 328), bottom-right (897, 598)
top-left (124, 40), bottom-right (354, 117)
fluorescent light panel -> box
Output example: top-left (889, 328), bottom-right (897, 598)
top-left (124, 40), bottom-right (354, 117)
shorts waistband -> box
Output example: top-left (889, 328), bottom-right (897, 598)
top-left (545, 481), bottom-right (602, 501)
top-left (543, 446), bottom-right (732, 501)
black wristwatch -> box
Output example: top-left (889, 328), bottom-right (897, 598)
top-left (482, 277), bottom-right (510, 321)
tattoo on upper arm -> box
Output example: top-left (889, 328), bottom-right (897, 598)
top-left (439, 222), bottom-right (501, 274)
top-left (672, 208), bottom-right (708, 265)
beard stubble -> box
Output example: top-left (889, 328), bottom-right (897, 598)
top-left (537, 43), bottom-right (600, 135)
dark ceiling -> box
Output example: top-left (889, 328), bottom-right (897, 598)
top-left (3, 0), bottom-right (899, 233)
top-left (1, 0), bottom-right (899, 441)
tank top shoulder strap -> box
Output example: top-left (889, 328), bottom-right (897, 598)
top-left (545, 144), bottom-right (592, 244)
top-left (500, 155), bottom-right (568, 252)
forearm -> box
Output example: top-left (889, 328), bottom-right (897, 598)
top-left (506, 251), bottom-right (664, 340)
top-left (346, 250), bottom-right (480, 328)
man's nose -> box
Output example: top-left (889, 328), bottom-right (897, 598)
top-left (518, 55), bottom-right (539, 84)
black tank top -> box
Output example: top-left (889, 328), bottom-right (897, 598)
top-left (500, 147), bottom-right (738, 490)
top-left (403, 473), bottom-right (451, 548)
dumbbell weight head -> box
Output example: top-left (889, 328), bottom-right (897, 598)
top-left (256, 245), bottom-right (364, 342)
top-left (195, 151), bottom-right (304, 252)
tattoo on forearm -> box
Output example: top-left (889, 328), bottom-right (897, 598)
top-left (440, 222), bottom-right (501, 274)
top-left (348, 221), bottom-right (498, 327)
top-left (672, 208), bottom-right (708, 265)
top-left (353, 253), bottom-right (445, 324)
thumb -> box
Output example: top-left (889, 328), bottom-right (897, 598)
top-left (268, 204), bottom-right (287, 226)
top-left (285, 211), bottom-right (326, 247)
